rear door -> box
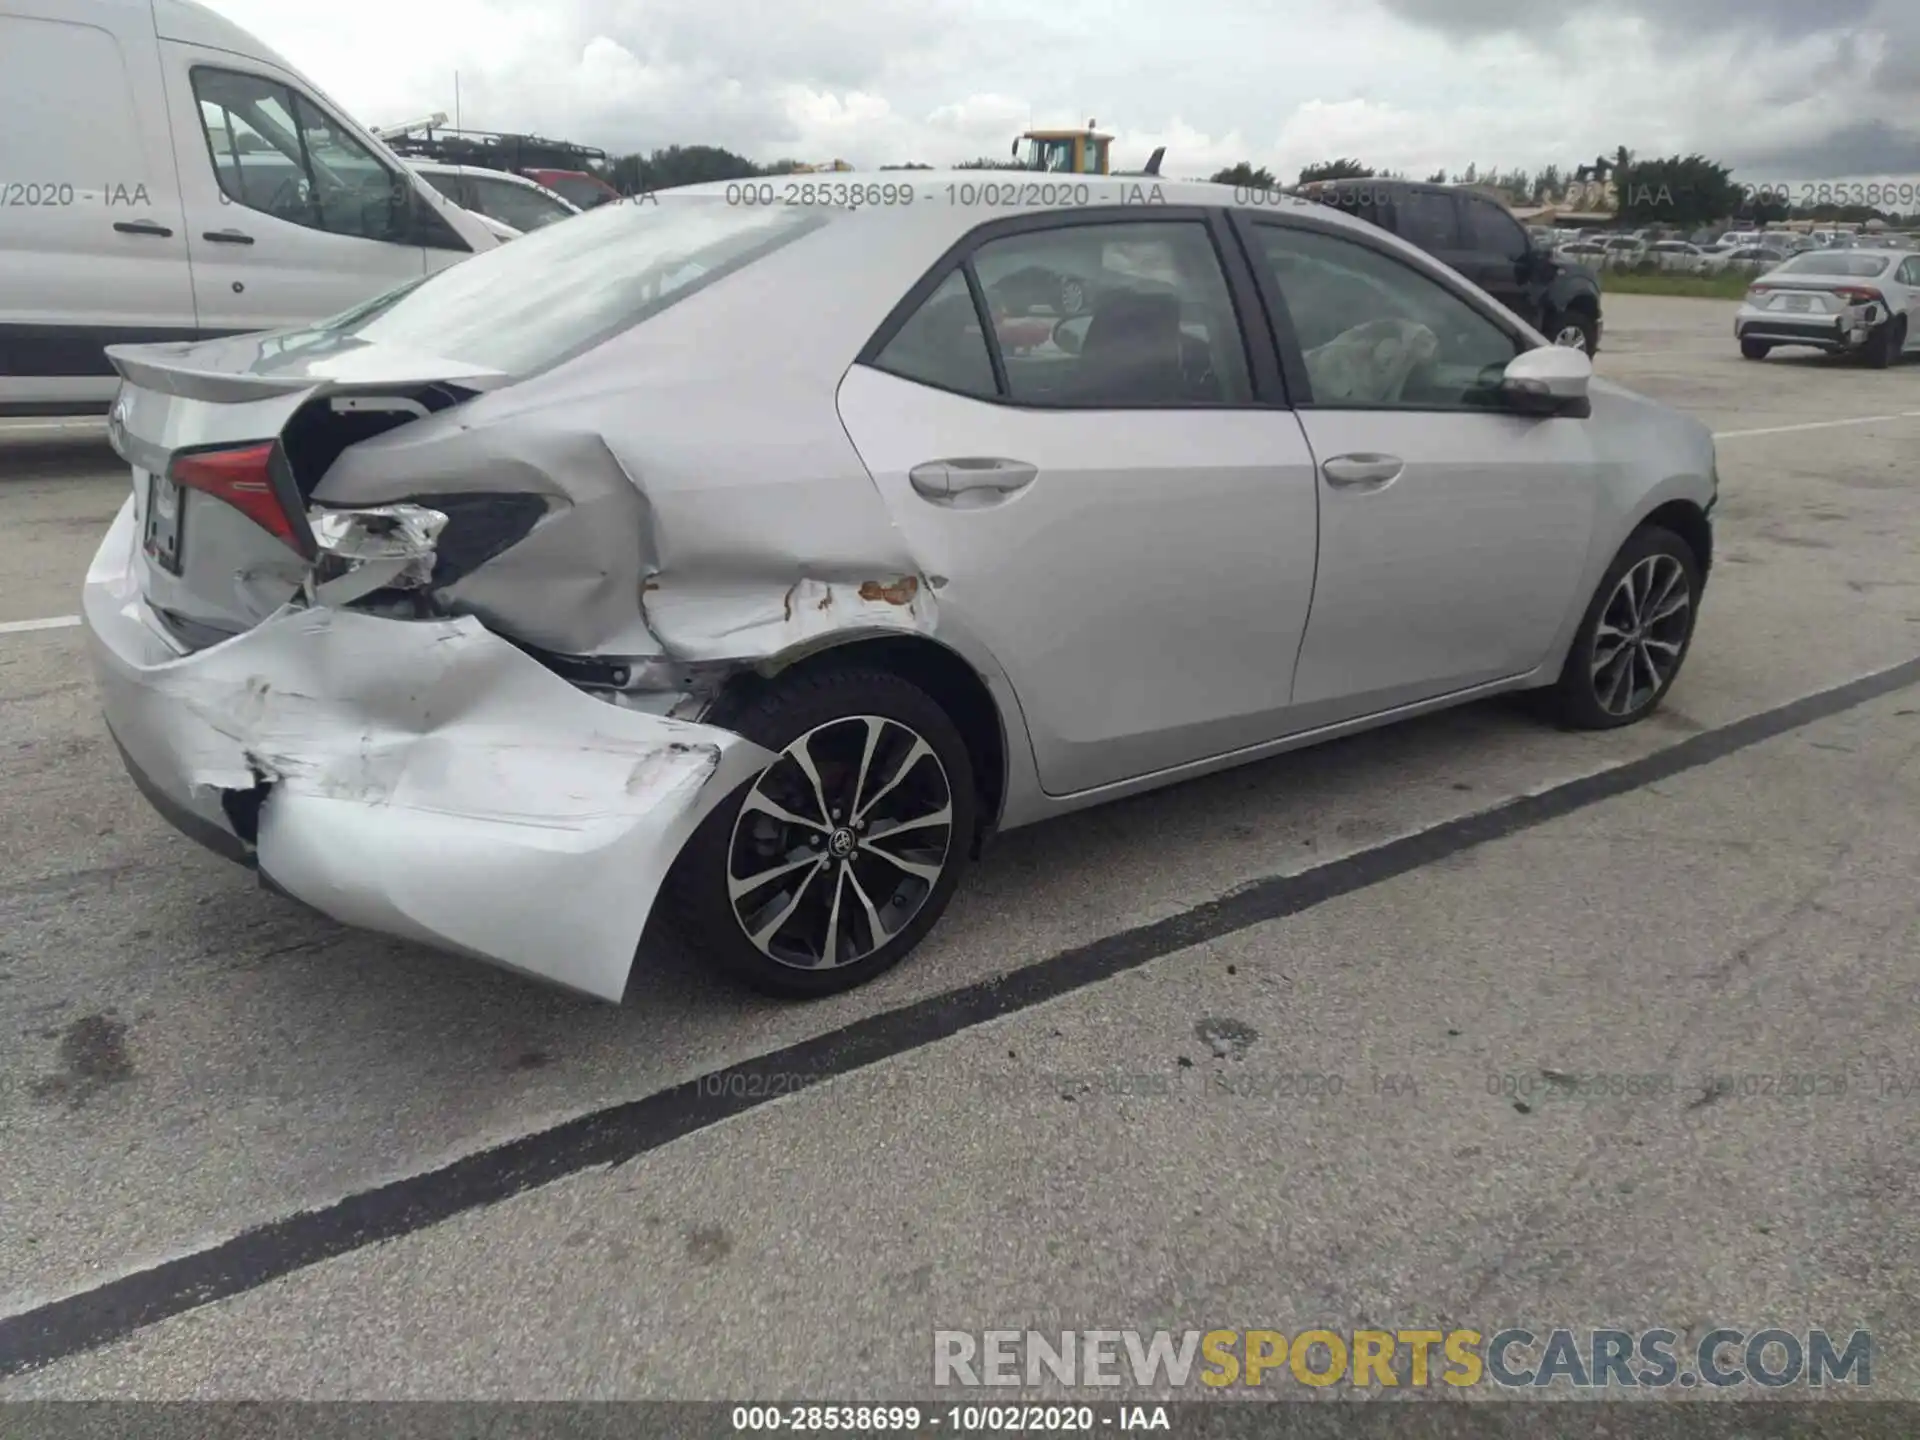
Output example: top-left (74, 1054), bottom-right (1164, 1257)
top-left (1232, 210), bottom-right (1600, 723)
top-left (0, 1), bottom-right (193, 408)
top-left (837, 209), bottom-right (1323, 796)
top-left (159, 50), bottom-right (453, 331)
top-left (1454, 193), bottom-right (1538, 321)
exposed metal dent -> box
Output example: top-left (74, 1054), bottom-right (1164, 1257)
top-left (639, 573), bottom-right (939, 665)
top-left (84, 513), bottom-right (775, 1001)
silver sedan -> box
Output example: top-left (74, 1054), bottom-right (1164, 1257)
top-left (84, 175), bottom-right (1718, 1003)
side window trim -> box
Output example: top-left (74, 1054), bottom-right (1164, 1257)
top-left (857, 204), bottom-right (1288, 410)
top-left (959, 262), bottom-right (1010, 398)
top-left (1226, 209), bottom-right (1532, 412)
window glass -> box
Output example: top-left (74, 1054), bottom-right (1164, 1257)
top-left (193, 69), bottom-right (401, 240)
top-left (302, 196), bottom-right (830, 376)
top-left (465, 173), bottom-right (575, 232)
top-left (872, 269), bottom-right (998, 398)
top-left (0, 16), bottom-right (146, 182)
top-left (1776, 251), bottom-right (1892, 278)
top-left (1395, 190), bottom-right (1461, 250)
top-left (968, 221), bottom-right (1252, 406)
top-left (1462, 197), bottom-right (1528, 260)
top-left (1251, 224), bottom-right (1522, 409)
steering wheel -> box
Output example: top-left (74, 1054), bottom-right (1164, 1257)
top-left (264, 174), bottom-right (312, 221)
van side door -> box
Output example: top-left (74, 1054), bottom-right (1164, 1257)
top-left (0, 1), bottom-right (193, 410)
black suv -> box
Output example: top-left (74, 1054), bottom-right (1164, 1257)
top-left (1297, 179), bottom-right (1604, 355)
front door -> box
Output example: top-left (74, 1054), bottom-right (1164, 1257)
top-left (163, 53), bottom-right (430, 332)
top-left (838, 213), bottom-right (1321, 796)
top-left (1234, 213), bottom-right (1601, 723)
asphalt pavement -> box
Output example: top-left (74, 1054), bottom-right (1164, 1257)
top-left (0, 294), bottom-right (1917, 1403)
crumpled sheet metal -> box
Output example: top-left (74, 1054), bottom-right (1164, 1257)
top-left (310, 389), bottom-right (942, 667)
top-left (640, 572), bottom-right (938, 664)
top-left (86, 508), bottom-right (774, 1000)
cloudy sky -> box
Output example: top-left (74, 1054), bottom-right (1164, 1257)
top-left (202, 0), bottom-right (1919, 184)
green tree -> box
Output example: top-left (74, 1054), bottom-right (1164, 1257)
top-left (1425, 168), bottom-right (1448, 184)
top-left (611, 144), bottom-right (763, 192)
top-left (1533, 163), bottom-right (1564, 202)
top-left (1212, 162), bottom-right (1277, 188)
top-left (1297, 158), bottom-right (1375, 183)
top-left (954, 155), bottom-right (1027, 169)
top-left (1614, 154), bottom-right (1742, 228)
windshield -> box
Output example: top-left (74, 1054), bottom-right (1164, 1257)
top-left (548, 174), bottom-right (615, 208)
top-left (1776, 252), bottom-right (1892, 278)
top-left (306, 196), bottom-right (830, 374)
top-left (466, 174), bottom-right (575, 231)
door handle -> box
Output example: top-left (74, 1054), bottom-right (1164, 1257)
top-left (1321, 453), bottom-right (1404, 490)
top-left (113, 220), bottom-right (174, 237)
top-left (203, 229), bottom-right (255, 245)
top-left (909, 458), bottom-right (1039, 500)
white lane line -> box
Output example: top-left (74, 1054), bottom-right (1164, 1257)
top-left (0, 420), bottom-right (108, 433)
top-left (1715, 410), bottom-right (1920, 440)
top-left (0, 615), bottom-right (82, 635)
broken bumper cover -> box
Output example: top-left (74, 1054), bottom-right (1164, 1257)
top-left (83, 497), bottom-right (775, 1002)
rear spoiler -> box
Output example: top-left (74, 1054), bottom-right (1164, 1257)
top-left (104, 340), bottom-right (511, 406)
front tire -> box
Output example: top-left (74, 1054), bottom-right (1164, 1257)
top-left (666, 667), bottom-right (976, 998)
top-left (1545, 526), bottom-right (1702, 730)
top-left (1740, 338), bottom-right (1771, 360)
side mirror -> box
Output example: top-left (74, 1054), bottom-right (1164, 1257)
top-left (1052, 314), bottom-right (1092, 356)
top-left (1501, 345), bottom-right (1592, 418)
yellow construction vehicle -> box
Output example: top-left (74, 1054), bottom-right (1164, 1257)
top-left (1011, 121), bottom-right (1164, 176)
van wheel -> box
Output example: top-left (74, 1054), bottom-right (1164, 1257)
top-left (1545, 526), bottom-right (1701, 730)
top-left (666, 668), bottom-right (975, 998)
top-left (1740, 338), bottom-right (1771, 360)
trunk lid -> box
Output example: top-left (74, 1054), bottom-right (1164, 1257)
top-left (104, 331), bottom-right (510, 647)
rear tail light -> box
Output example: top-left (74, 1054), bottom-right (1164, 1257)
top-left (1831, 286), bottom-right (1885, 305)
top-left (168, 443), bottom-right (315, 558)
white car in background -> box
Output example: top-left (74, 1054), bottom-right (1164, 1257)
top-left (407, 162), bottom-right (581, 237)
top-left (1701, 244), bottom-right (1789, 277)
top-left (1645, 241), bottom-right (1707, 274)
top-left (1601, 236), bottom-right (1648, 266)
top-left (1736, 249), bottom-right (1920, 366)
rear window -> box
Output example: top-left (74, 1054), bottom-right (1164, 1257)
top-left (1776, 252), bottom-right (1892, 278)
top-left (308, 197), bottom-right (831, 375)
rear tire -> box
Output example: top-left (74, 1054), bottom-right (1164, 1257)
top-left (666, 667), bottom-right (976, 998)
top-left (1544, 526), bottom-right (1702, 731)
top-left (1863, 318), bottom-right (1903, 369)
top-left (1740, 338), bottom-right (1771, 360)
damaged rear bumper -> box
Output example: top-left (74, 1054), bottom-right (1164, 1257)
top-left (83, 497), bottom-right (775, 1002)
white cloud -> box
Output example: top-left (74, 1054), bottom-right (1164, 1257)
top-left (200, 0), bottom-right (1918, 183)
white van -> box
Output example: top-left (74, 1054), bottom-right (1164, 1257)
top-left (0, 0), bottom-right (501, 415)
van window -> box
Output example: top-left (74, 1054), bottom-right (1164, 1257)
top-left (192, 68), bottom-right (403, 242)
top-left (0, 16), bottom-right (147, 185)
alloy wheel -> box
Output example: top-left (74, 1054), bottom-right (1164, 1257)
top-left (1554, 322), bottom-right (1589, 348)
top-left (1060, 277), bottom-right (1087, 315)
top-left (726, 715), bottom-right (954, 971)
top-left (1589, 553), bottom-right (1692, 718)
